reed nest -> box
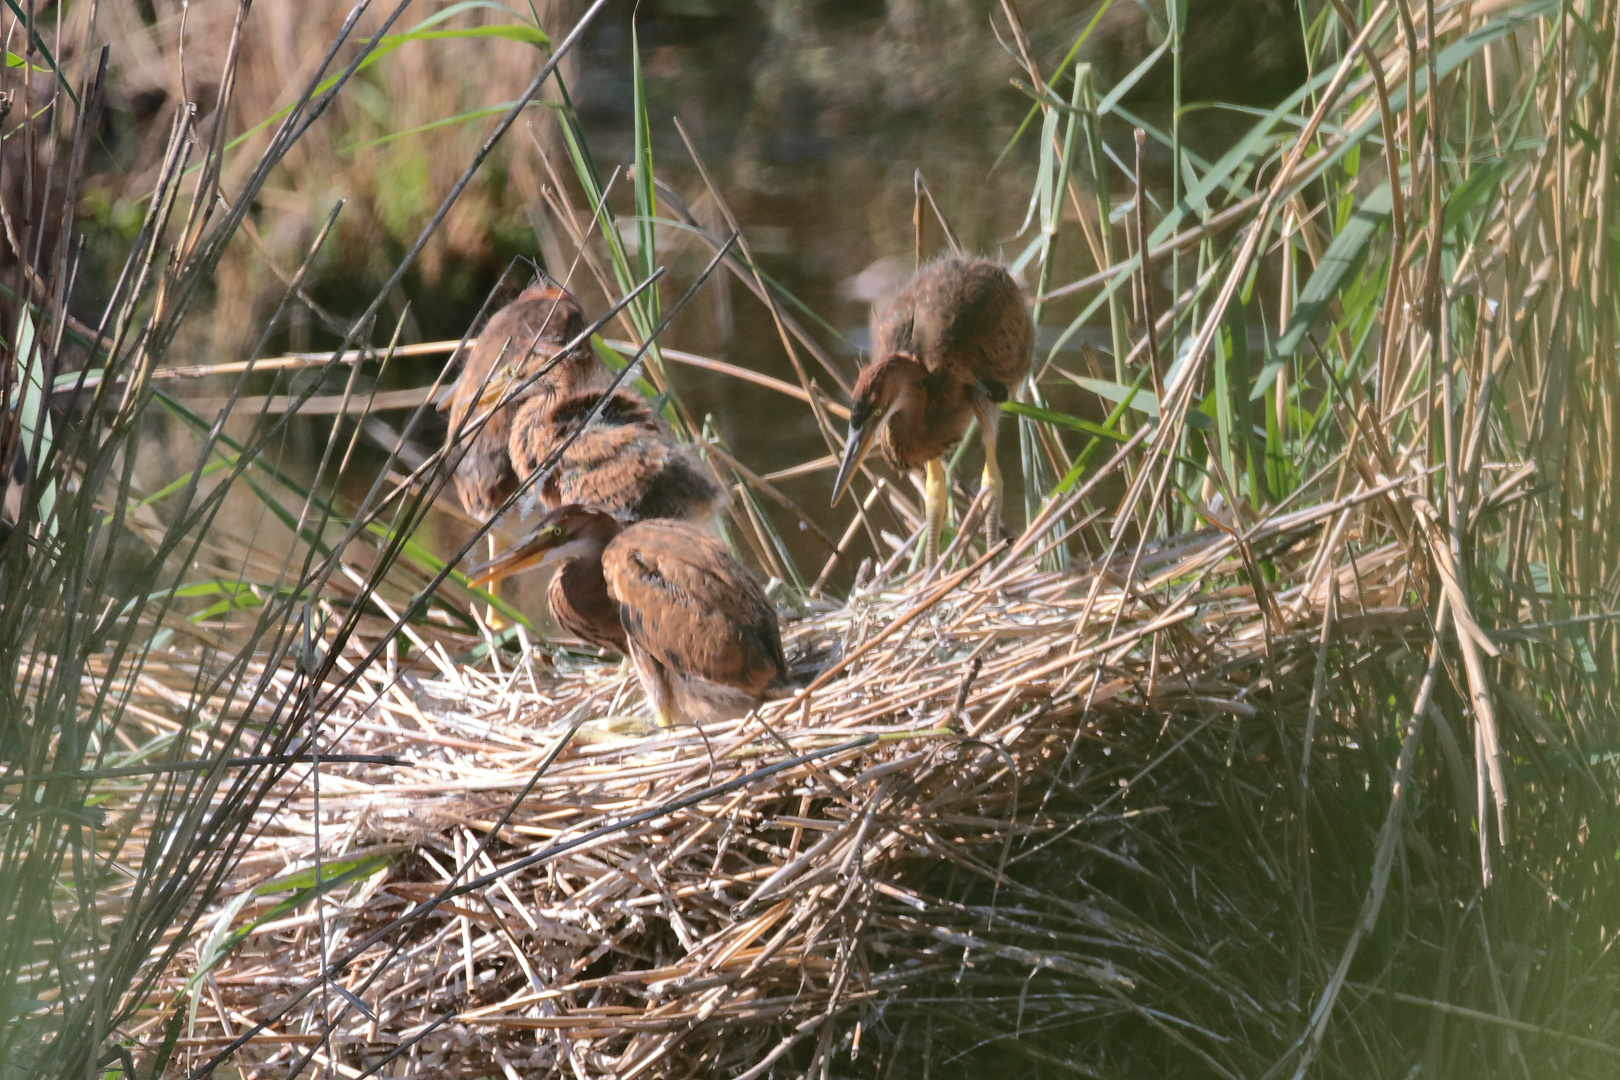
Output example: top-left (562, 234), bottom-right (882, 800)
top-left (107, 501), bottom-right (1425, 1079)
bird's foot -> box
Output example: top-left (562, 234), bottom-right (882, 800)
top-left (981, 494), bottom-right (1013, 548)
top-left (573, 714), bottom-right (664, 742)
top-left (980, 512), bottom-right (1011, 551)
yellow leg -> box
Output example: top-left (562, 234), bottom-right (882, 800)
top-left (924, 458), bottom-right (948, 564)
top-left (981, 421), bottom-right (1005, 544)
top-left (630, 642), bottom-right (679, 729)
top-left (484, 535), bottom-right (509, 630)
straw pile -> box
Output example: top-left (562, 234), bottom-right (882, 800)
top-left (104, 487), bottom-right (1420, 1079)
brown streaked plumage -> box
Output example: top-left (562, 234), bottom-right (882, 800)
top-left (469, 506), bottom-right (789, 727)
top-left (502, 505), bottom-right (628, 656)
top-left (831, 256), bottom-right (1033, 558)
top-left (507, 388), bottom-right (727, 528)
top-left (441, 283), bottom-right (608, 519)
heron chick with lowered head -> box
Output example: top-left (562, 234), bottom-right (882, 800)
top-left (831, 256), bottom-right (1033, 560)
top-left (470, 505), bottom-right (788, 729)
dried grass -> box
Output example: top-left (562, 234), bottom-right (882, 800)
top-left (91, 503), bottom-right (1424, 1078)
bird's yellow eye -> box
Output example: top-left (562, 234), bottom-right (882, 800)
top-left (552, 525), bottom-right (564, 537)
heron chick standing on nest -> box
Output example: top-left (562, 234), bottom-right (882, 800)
top-left (441, 282), bottom-right (609, 619)
top-left (469, 505), bottom-right (788, 728)
top-left (831, 256), bottom-right (1033, 559)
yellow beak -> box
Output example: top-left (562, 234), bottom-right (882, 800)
top-left (466, 529), bottom-right (561, 587)
top-left (831, 417), bottom-right (881, 507)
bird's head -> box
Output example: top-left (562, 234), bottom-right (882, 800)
top-left (515, 282), bottom-right (586, 343)
top-left (467, 504), bottom-right (621, 585)
top-left (831, 353), bottom-right (926, 506)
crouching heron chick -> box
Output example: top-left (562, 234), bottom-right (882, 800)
top-left (441, 282), bottom-right (607, 521)
top-left (831, 256), bottom-right (1032, 560)
top-left (469, 506), bottom-right (789, 729)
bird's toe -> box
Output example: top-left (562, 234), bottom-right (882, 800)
top-left (577, 714), bottom-right (664, 741)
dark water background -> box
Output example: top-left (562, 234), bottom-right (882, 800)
top-left (92, 0), bottom-right (1307, 596)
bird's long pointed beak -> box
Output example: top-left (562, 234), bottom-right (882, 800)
top-left (831, 418), bottom-right (880, 507)
top-left (466, 530), bottom-right (560, 588)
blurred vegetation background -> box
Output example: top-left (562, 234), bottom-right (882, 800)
top-left (75, 0), bottom-right (1310, 585)
top-left (88, 0), bottom-right (1305, 348)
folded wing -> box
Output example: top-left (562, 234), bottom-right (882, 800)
top-left (601, 520), bottom-right (787, 699)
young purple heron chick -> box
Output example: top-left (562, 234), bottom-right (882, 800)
top-left (441, 282), bottom-right (609, 620)
top-left (440, 282), bottom-right (608, 520)
top-left (469, 506), bottom-right (788, 728)
top-left (831, 256), bottom-right (1033, 558)
top-left (507, 388), bottom-right (727, 529)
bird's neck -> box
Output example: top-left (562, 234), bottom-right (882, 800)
top-left (554, 544), bottom-right (616, 623)
top-left (883, 376), bottom-right (970, 466)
